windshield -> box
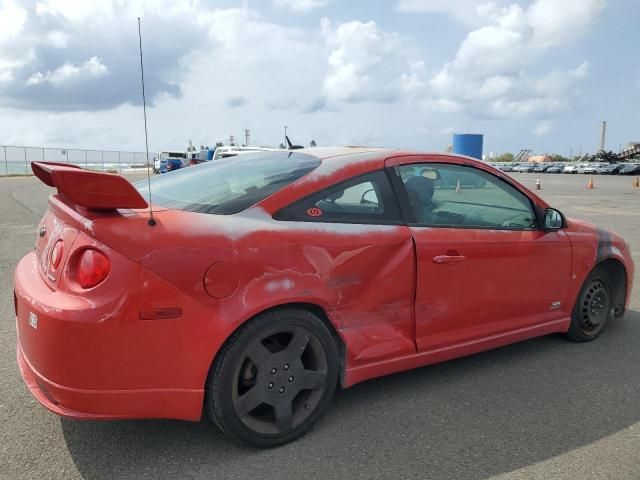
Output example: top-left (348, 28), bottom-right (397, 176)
top-left (136, 151), bottom-right (320, 215)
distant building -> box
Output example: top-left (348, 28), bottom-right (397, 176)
top-left (527, 154), bottom-right (552, 163)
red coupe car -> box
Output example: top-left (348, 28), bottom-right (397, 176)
top-left (15, 147), bottom-right (634, 447)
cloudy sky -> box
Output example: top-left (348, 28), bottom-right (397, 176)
top-left (0, 0), bottom-right (638, 156)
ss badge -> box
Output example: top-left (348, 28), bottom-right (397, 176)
top-left (28, 312), bottom-right (38, 329)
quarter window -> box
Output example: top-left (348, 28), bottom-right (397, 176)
top-left (398, 163), bottom-right (537, 229)
top-left (274, 171), bottom-right (401, 224)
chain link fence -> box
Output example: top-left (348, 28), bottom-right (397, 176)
top-left (1, 145), bottom-right (154, 176)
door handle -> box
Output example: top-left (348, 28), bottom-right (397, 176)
top-left (433, 254), bottom-right (466, 264)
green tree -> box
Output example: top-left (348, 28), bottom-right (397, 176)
top-left (495, 152), bottom-right (514, 162)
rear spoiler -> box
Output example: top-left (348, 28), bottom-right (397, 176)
top-left (31, 162), bottom-right (149, 210)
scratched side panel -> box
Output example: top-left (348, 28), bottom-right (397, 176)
top-left (65, 203), bottom-right (414, 381)
top-left (217, 223), bottom-right (417, 368)
top-left (86, 201), bottom-right (418, 372)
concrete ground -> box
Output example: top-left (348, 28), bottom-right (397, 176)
top-left (1, 172), bottom-right (638, 480)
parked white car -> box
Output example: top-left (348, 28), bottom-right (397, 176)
top-left (583, 163), bottom-right (604, 175)
top-left (563, 164), bottom-right (580, 174)
top-left (212, 146), bottom-right (280, 161)
top-left (512, 163), bottom-right (534, 173)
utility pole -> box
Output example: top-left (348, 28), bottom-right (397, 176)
top-left (284, 125), bottom-right (288, 145)
top-left (599, 121), bottom-right (606, 152)
top-left (245, 129), bottom-right (250, 147)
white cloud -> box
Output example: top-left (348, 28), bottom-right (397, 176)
top-left (47, 31), bottom-right (69, 48)
top-left (490, 97), bottom-right (564, 118)
top-left (451, 4), bottom-right (531, 77)
top-left (527, 0), bottom-right (606, 48)
top-left (396, 0), bottom-right (507, 25)
top-left (532, 62), bottom-right (589, 96)
top-left (0, 0), bottom-right (27, 44)
top-left (1, 0), bottom-right (210, 110)
top-left (0, 0), bottom-right (623, 156)
top-left (0, 6), bottom-right (428, 150)
top-left (273, 0), bottom-right (329, 13)
top-left (439, 126), bottom-right (456, 135)
top-left (26, 57), bottom-right (108, 86)
top-left (0, 58), bottom-right (22, 83)
top-left (321, 19), bottom-right (416, 105)
top-left (424, 98), bottom-right (464, 113)
top-left (205, 8), bottom-right (316, 66)
top-left (533, 120), bottom-right (552, 137)
top-left (35, 0), bottom-right (115, 23)
top-left (425, 0), bottom-right (602, 118)
top-left (401, 60), bottom-right (428, 97)
top-left (475, 75), bottom-right (513, 99)
top-left (0, 0), bottom-right (29, 82)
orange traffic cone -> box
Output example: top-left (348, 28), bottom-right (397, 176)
top-left (587, 177), bottom-right (594, 189)
top-left (536, 178), bottom-right (541, 190)
top-left (455, 179), bottom-right (461, 193)
top-left (634, 177), bottom-right (639, 188)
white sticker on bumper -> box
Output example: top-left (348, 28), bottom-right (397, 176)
top-left (28, 312), bottom-right (38, 329)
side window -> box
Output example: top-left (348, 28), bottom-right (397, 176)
top-left (315, 180), bottom-right (382, 215)
top-left (274, 170), bottom-right (401, 224)
top-left (397, 163), bottom-right (537, 229)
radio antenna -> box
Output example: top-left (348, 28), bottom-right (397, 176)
top-left (137, 17), bottom-right (156, 226)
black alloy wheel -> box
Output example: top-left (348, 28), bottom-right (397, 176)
top-left (207, 308), bottom-right (338, 447)
top-left (566, 268), bottom-right (612, 342)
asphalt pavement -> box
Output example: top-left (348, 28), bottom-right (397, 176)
top-left (1, 172), bottom-right (639, 480)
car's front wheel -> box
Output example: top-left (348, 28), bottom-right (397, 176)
top-left (566, 267), bottom-right (612, 342)
top-left (206, 308), bottom-right (339, 447)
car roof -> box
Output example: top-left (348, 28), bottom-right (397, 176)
top-left (298, 146), bottom-right (393, 160)
top-left (298, 146), bottom-right (487, 165)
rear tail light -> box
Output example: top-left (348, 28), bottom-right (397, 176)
top-left (76, 249), bottom-right (110, 289)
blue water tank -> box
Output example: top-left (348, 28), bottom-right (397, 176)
top-left (452, 133), bottom-right (483, 160)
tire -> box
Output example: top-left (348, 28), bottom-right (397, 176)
top-left (566, 267), bottom-right (613, 342)
top-left (206, 308), bottom-right (339, 448)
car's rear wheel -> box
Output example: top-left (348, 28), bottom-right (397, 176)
top-left (566, 267), bottom-right (612, 342)
top-left (206, 308), bottom-right (339, 447)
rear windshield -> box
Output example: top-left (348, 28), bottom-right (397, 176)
top-left (136, 151), bottom-right (320, 214)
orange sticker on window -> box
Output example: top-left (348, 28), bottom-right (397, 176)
top-left (307, 207), bottom-right (323, 217)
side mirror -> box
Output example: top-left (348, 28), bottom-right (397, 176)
top-left (543, 208), bottom-right (564, 230)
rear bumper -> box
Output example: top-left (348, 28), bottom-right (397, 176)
top-left (17, 340), bottom-right (123, 419)
top-left (14, 251), bottom-right (212, 421)
top-left (16, 340), bottom-right (202, 420)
